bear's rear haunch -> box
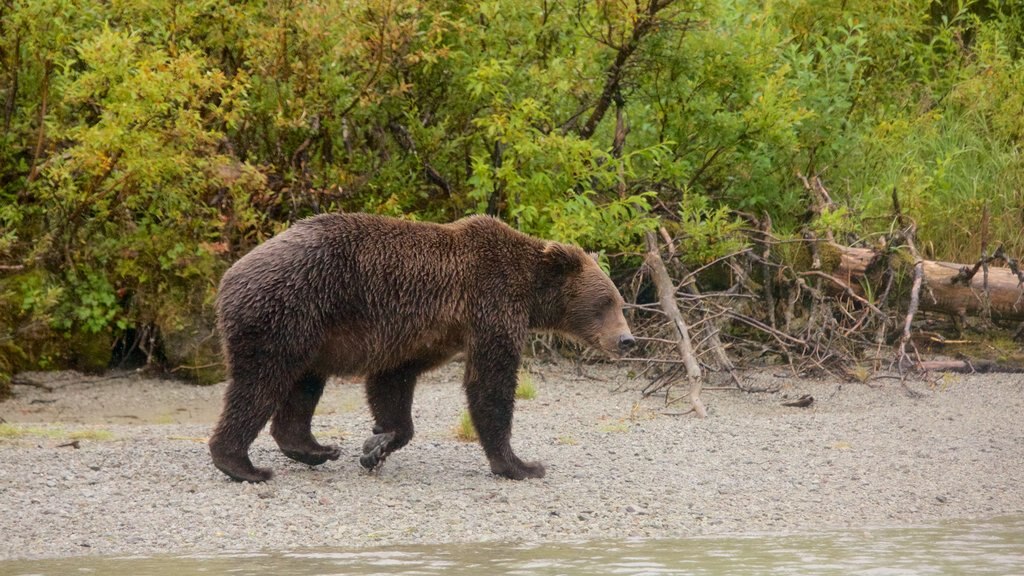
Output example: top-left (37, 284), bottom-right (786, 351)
top-left (209, 213), bottom-right (635, 482)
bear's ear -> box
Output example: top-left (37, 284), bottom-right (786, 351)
top-left (542, 242), bottom-right (584, 275)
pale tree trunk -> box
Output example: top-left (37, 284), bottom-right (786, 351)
top-left (644, 231), bottom-right (707, 417)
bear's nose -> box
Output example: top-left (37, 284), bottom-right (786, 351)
top-left (618, 334), bottom-right (636, 352)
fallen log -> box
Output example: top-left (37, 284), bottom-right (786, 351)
top-left (917, 359), bottom-right (1024, 373)
top-left (830, 244), bottom-right (1024, 322)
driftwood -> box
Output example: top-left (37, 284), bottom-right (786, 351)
top-left (916, 359), bottom-right (1024, 373)
top-left (831, 245), bottom-right (1024, 322)
top-left (643, 231), bottom-right (707, 417)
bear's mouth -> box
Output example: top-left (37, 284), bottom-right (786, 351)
top-left (596, 335), bottom-right (633, 358)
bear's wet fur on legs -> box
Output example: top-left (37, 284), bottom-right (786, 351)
top-left (271, 373), bottom-right (342, 466)
top-left (464, 332), bottom-right (546, 480)
top-left (208, 364), bottom-right (284, 482)
top-left (359, 362), bottom-right (421, 470)
top-left (209, 213), bottom-right (634, 482)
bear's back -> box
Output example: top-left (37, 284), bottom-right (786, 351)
top-left (216, 213), bottom-right (546, 375)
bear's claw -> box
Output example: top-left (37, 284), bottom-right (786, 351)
top-left (281, 445), bottom-right (342, 467)
top-left (214, 460), bottom-right (274, 483)
top-left (360, 431), bottom-right (395, 471)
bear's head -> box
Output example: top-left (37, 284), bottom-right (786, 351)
top-left (536, 243), bottom-right (635, 357)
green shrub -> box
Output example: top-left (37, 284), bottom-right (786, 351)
top-left (2, 0), bottom-right (1022, 377)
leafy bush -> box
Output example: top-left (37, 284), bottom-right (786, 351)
top-left (1, 0), bottom-right (1022, 376)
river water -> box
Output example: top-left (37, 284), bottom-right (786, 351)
top-left (5, 516), bottom-right (1023, 575)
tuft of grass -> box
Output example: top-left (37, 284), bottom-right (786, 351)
top-left (598, 421), bottom-right (630, 434)
top-left (0, 423), bottom-right (62, 439)
top-left (937, 372), bottom-right (959, 391)
top-left (454, 410), bottom-right (478, 442)
top-left (848, 364), bottom-right (872, 383)
top-left (0, 423), bottom-right (114, 441)
top-left (515, 370), bottom-right (537, 400)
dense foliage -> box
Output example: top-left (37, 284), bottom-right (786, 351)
top-left (1, 0), bottom-right (1022, 382)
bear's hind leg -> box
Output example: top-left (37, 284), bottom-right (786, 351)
top-left (209, 370), bottom-right (283, 483)
top-left (360, 364), bottom-right (420, 470)
top-left (271, 373), bottom-right (342, 466)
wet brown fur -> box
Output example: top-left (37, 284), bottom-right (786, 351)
top-left (209, 213), bottom-right (632, 482)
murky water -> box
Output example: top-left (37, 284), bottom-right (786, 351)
top-left (5, 517), bottom-right (1023, 576)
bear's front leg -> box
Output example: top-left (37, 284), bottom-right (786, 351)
top-left (465, 338), bottom-right (545, 480)
top-left (360, 364), bottom-right (420, 471)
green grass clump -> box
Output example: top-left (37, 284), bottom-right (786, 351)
top-left (515, 370), bottom-right (537, 400)
top-left (0, 423), bottom-right (61, 439)
top-left (454, 410), bottom-right (478, 442)
top-left (597, 421), bottom-right (630, 434)
top-left (0, 423), bottom-right (114, 441)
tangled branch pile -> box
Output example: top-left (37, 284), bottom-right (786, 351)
top-left (625, 181), bottom-right (1024, 413)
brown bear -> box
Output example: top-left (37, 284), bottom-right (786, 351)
top-left (209, 212), bottom-right (634, 482)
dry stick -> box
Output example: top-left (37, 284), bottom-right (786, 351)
top-left (644, 231), bottom-right (707, 417)
top-left (918, 359), bottom-right (1024, 373)
top-left (872, 261), bottom-right (896, 362)
top-left (760, 214), bottom-right (777, 328)
top-left (797, 172), bottom-right (837, 243)
top-left (659, 226), bottom-right (676, 259)
top-left (981, 203), bottom-right (992, 323)
top-left (660, 227), bottom-right (740, 388)
top-left (995, 245), bottom-right (1024, 285)
top-left (800, 270), bottom-right (886, 317)
top-left (801, 199), bottom-right (824, 341)
top-left (387, 120), bottom-right (452, 197)
top-left (26, 59), bottom-right (50, 184)
top-left (994, 245), bottom-right (1024, 313)
top-left (799, 173), bottom-right (854, 372)
top-left (576, 0), bottom-right (674, 139)
top-left (953, 256), bottom-right (987, 285)
top-left (893, 191), bottom-right (924, 375)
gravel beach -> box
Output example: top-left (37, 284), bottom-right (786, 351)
top-left (1, 361), bottom-right (1022, 561)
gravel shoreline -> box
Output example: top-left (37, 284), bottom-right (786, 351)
top-left (1, 362), bottom-right (1023, 561)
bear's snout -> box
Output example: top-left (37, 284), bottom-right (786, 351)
top-left (617, 334), bottom-right (636, 353)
